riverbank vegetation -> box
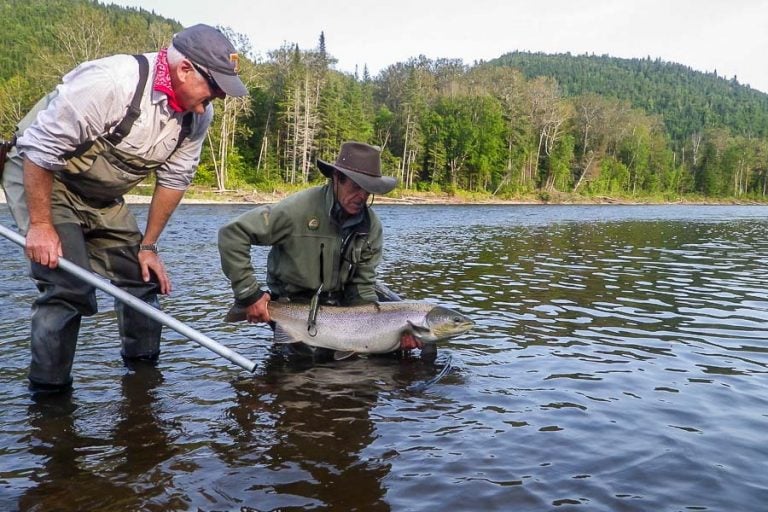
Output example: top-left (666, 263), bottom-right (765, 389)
top-left (2, 0), bottom-right (768, 204)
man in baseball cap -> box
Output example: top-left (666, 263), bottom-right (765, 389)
top-left (173, 23), bottom-right (248, 97)
top-left (2, 21), bottom-right (250, 394)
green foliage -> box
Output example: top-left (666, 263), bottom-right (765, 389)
top-left (0, 0), bottom-right (178, 135)
top-left (548, 134), bottom-right (575, 191)
top-left (3, 3), bottom-right (768, 201)
top-left (490, 51), bottom-right (768, 144)
top-left (587, 156), bottom-right (631, 195)
top-left (192, 162), bottom-right (216, 187)
top-left (421, 95), bottom-right (507, 190)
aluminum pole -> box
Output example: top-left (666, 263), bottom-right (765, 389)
top-left (0, 223), bottom-right (256, 372)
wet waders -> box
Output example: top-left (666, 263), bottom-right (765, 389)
top-left (2, 55), bottom-right (188, 391)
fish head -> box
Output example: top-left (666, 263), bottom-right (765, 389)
top-left (411, 305), bottom-right (474, 342)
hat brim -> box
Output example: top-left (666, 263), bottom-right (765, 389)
top-left (317, 159), bottom-right (397, 195)
top-left (210, 69), bottom-right (248, 97)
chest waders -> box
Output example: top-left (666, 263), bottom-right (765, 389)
top-left (26, 55), bottom-right (192, 391)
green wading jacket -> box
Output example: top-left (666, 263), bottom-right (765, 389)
top-left (218, 184), bottom-right (383, 306)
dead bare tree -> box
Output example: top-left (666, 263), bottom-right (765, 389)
top-left (203, 92), bottom-right (251, 191)
top-left (527, 77), bottom-right (570, 191)
top-left (690, 132), bottom-right (703, 167)
top-left (44, 6), bottom-right (115, 77)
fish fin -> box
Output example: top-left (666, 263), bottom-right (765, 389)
top-left (273, 324), bottom-right (299, 344)
top-left (407, 320), bottom-right (431, 335)
top-left (224, 304), bottom-right (247, 322)
top-left (333, 350), bottom-right (356, 361)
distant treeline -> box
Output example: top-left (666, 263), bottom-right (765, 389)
top-left (2, 0), bottom-right (768, 200)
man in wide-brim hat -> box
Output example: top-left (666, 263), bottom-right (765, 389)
top-left (218, 141), bottom-right (422, 357)
top-left (317, 141), bottom-right (397, 196)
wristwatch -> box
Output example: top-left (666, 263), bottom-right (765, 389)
top-left (139, 243), bottom-right (158, 253)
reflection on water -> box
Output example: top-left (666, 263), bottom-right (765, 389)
top-left (2, 204), bottom-right (768, 511)
top-left (17, 364), bottom-right (174, 511)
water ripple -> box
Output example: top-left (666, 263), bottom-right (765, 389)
top-left (3, 205), bottom-right (768, 510)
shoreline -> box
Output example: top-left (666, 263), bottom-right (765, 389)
top-left (0, 188), bottom-right (540, 206)
top-left (1, 188), bottom-right (765, 207)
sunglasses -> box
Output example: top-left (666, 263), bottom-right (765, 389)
top-left (191, 62), bottom-right (223, 96)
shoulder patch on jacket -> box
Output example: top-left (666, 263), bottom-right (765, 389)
top-left (307, 217), bottom-right (320, 230)
top-left (260, 206), bottom-right (271, 226)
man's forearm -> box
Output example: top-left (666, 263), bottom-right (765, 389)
top-left (23, 159), bottom-right (54, 226)
top-left (144, 185), bottom-right (184, 244)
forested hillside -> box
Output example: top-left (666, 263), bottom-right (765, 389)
top-left (0, 0), bottom-right (181, 147)
top-left (491, 51), bottom-right (768, 144)
top-left (2, 0), bottom-right (768, 201)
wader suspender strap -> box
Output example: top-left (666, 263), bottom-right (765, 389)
top-left (176, 113), bottom-right (193, 151)
top-left (62, 54), bottom-right (149, 160)
top-left (105, 54), bottom-right (149, 146)
top-left (108, 55), bottom-right (193, 150)
top-left (65, 54), bottom-right (192, 159)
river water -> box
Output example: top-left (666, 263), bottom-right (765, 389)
top-left (1, 203), bottom-right (768, 511)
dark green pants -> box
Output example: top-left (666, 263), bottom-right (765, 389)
top-left (28, 184), bottom-right (161, 388)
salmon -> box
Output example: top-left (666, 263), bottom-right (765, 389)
top-left (227, 300), bottom-right (474, 356)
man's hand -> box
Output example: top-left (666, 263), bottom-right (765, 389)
top-left (139, 185), bottom-right (184, 295)
top-left (400, 332), bottom-right (422, 351)
top-left (23, 159), bottom-right (59, 268)
top-left (25, 223), bottom-right (62, 268)
top-left (246, 293), bottom-right (271, 323)
top-left (138, 250), bottom-right (171, 294)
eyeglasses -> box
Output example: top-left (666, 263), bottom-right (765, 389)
top-left (191, 62), bottom-right (223, 96)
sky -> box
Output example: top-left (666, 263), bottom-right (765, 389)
top-left (109, 0), bottom-right (768, 93)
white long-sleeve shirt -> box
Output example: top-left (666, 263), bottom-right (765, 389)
top-left (16, 52), bottom-right (212, 191)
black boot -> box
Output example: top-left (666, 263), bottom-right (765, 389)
top-left (117, 293), bottom-right (162, 362)
top-left (28, 222), bottom-right (98, 392)
top-left (28, 376), bottom-right (74, 395)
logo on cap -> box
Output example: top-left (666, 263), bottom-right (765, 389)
top-left (230, 53), bottom-right (240, 72)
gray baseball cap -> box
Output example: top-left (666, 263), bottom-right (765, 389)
top-left (172, 24), bottom-right (248, 97)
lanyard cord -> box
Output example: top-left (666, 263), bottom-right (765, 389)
top-left (307, 246), bottom-right (325, 337)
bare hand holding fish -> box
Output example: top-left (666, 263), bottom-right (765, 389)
top-left (226, 300), bottom-right (474, 358)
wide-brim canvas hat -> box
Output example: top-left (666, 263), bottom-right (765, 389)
top-left (172, 24), bottom-right (248, 97)
top-left (317, 141), bottom-right (397, 194)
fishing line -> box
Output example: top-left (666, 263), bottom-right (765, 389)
top-left (406, 353), bottom-right (453, 393)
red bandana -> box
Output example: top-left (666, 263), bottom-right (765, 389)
top-left (153, 48), bottom-right (183, 112)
